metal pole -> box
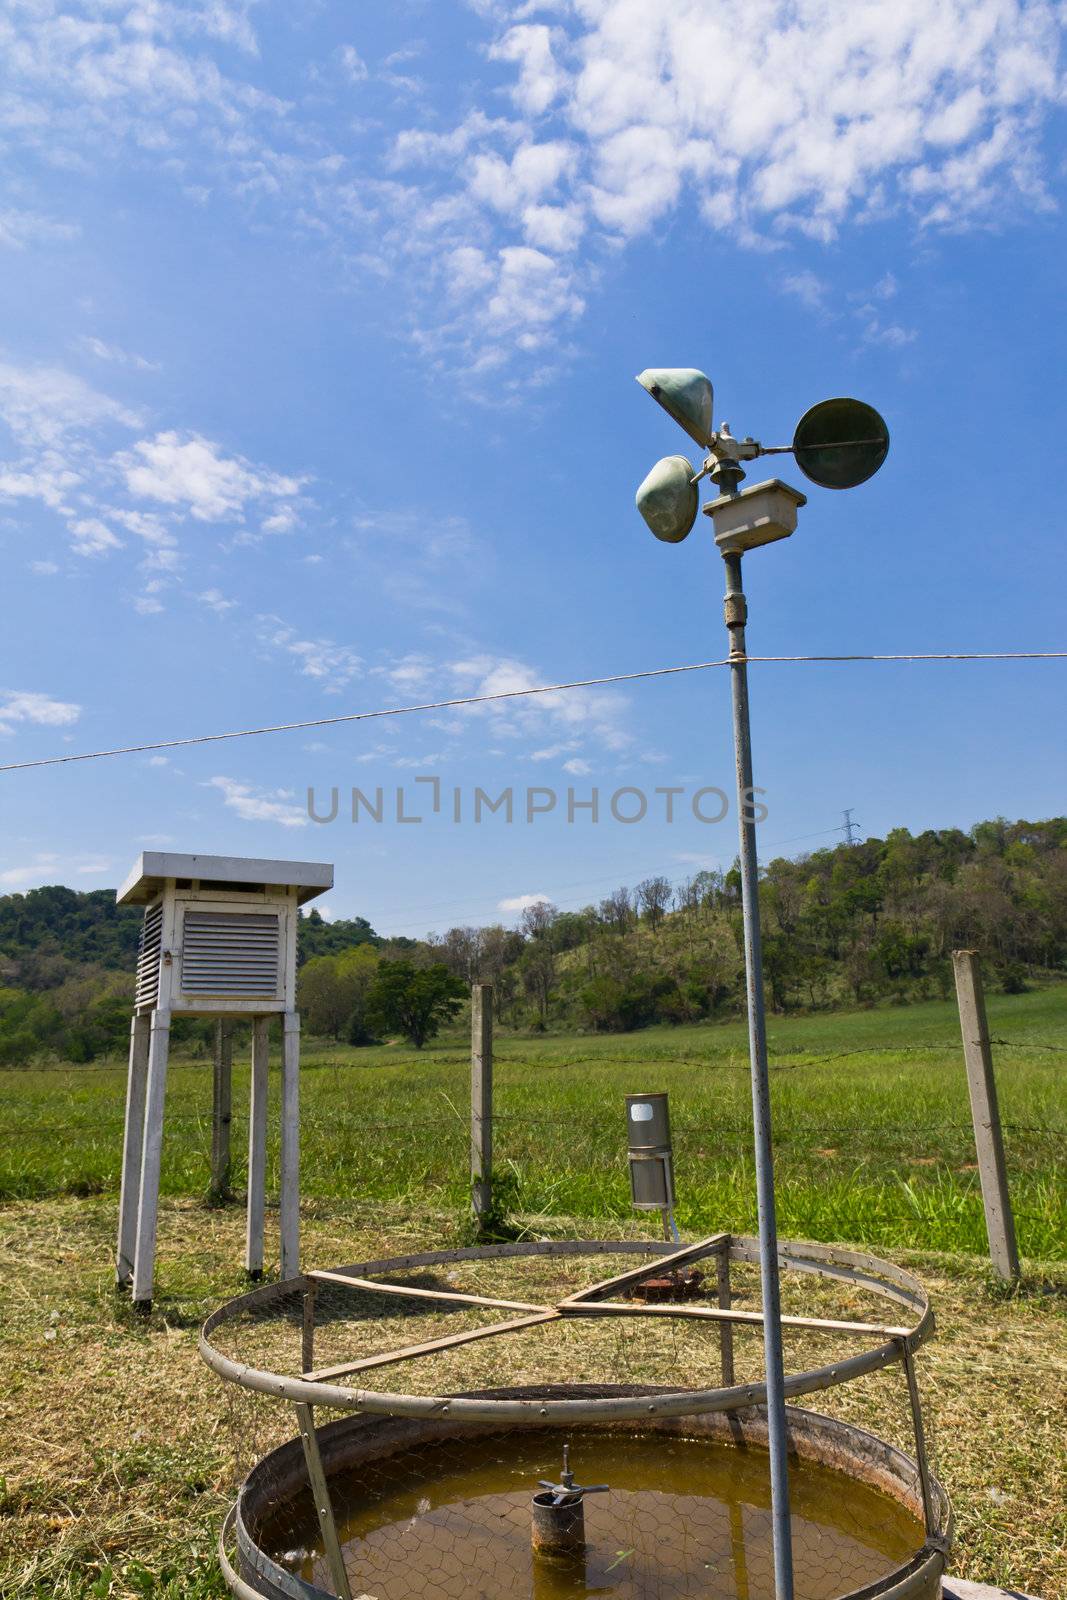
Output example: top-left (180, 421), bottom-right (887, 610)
top-left (722, 547), bottom-right (794, 1600)
top-left (951, 950), bottom-right (1020, 1281)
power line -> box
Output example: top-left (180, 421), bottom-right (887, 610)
top-left (2, 650), bottom-right (1065, 774)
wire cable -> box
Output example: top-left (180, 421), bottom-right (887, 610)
top-left (2, 650), bottom-right (1065, 774)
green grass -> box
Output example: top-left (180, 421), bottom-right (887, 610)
top-left (1, 986), bottom-right (1064, 1259)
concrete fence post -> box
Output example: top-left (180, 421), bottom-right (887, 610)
top-left (951, 949), bottom-right (1021, 1282)
top-left (471, 983), bottom-right (493, 1222)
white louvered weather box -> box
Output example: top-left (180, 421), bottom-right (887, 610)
top-left (119, 852), bottom-right (332, 1015)
top-left (115, 852), bottom-right (333, 1307)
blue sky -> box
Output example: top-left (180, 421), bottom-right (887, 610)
top-left (0, 0), bottom-right (1064, 934)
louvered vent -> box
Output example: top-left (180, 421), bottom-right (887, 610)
top-left (180, 910), bottom-right (280, 997)
top-left (135, 902), bottom-right (164, 1007)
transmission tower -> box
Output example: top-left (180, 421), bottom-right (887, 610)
top-left (841, 808), bottom-right (862, 846)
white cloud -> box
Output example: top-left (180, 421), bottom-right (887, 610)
top-left (206, 776), bottom-right (307, 828)
top-left (257, 615), bottom-right (362, 688)
top-left (373, 654), bottom-right (436, 694)
top-left (338, 44), bottom-right (368, 83)
top-left (115, 431), bottom-right (302, 523)
top-left (861, 316), bottom-right (918, 348)
top-left (0, 457), bottom-right (80, 512)
top-left (199, 587), bottom-right (237, 615)
top-left (489, 25), bottom-right (566, 117)
top-left (78, 335), bottom-right (159, 371)
top-left (499, 891), bottom-right (552, 913)
top-left (74, 854), bottom-right (112, 875)
top-left (260, 504), bottom-right (298, 535)
top-left (0, 853), bottom-right (61, 888)
top-left (0, 208), bottom-right (79, 250)
top-left (0, 690), bottom-right (81, 737)
top-left (387, 0), bottom-right (1064, 361)
top-left (0, 0), bottom-right (1059, 382)
top-left (389, 111), bottom-right (517, 170)
top-left (562, 757), bottom-right (591, 776)
top-left (469, 141), bottom-right (576, 213)
top-left (69, 516), bottom-right (122, 557)
top-left (478, 246), bottom-right (584, 342)
top-left (446, 653), bottom-right (630, 752)
top-left (0, 361), bottom-right (141, 448)
top-left (30, 560), bottom-right (59, 576)
top-left (781, 270), bottom-right (829, 311)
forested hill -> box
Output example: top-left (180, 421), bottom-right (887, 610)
top-left (0, 887), bottom-right (142, 981)
top-left (0, 888), bottom-right (381, 985)
top-left (0, 815), bottom-right (1064, 1060)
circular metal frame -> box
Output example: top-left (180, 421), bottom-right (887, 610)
top-left (200, 1234), bottom-right (933, 1424)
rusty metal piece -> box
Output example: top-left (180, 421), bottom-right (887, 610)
top-left (531, 1492), bottom-right (586, 1557)
top-left (532, 1443), bottom-right (608, 1559)
top-left (629, 1268), bottom-right (704, 1303)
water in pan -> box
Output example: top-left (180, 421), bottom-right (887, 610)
top-left (270, 1428), bottom-right (922, 1600)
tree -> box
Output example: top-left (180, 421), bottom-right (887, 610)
top-left (636, 876), bottom-right (672, 931)
top-left (298, 946), bottom-right (379, 1039)
top-left (520, 899), bottom-right (558, 939)
top-left (598, 887), bottom-right (633, 932)
top-left (364, 960), bottom-right (466, 1048)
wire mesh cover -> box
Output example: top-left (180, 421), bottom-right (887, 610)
top-left (233, 1402), bottom-right (945, 1600)
top-left (205, 1238), bottom-right (950, 1600)
top-left (201, 1237), bottom-right (936, 1422)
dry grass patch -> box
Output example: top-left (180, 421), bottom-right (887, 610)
top-left (0, 1196), bottom-right (1063, 1599)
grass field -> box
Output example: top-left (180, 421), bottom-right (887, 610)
top-left (2, 986), bottom-right (1064, 1257)
top-left (0, 989), bottom-right (1064, 1600)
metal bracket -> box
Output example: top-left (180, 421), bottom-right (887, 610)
top-left (724, 593), bottom-right (748, 629)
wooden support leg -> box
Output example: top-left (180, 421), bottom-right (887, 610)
top-left (116, 1013), bottom-right (151, 1287)
top-left (716, 1247), bottom-right (735, 1387)
top-left (900, 1342), bottom-right (938, 1539)
top-left (280, 1011), bottom-right (300, 1280)
top-left (246, 1016), bottom-right (269, 1279)
top-left (302, 1282), bottom-right (317, 1375)
top-left (131, 1009), bottom-right (171, 1307)
top-left (209, 1019), bottom-right (234, 1204)
top-left (295, 1402), bottom-right (353, 1600)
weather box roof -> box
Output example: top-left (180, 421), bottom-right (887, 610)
top-left (116, 852), bottom-right (334, 907)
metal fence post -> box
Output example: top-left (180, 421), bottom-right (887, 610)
top-left (951, 950), bottom-right (1021, 1281)
top-left (471, 983), bottom-right (493, 1222)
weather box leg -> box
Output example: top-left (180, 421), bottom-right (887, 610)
top-left (295, 1402), bottom-right (354, 1600)
top-left (131, 1008), bottom-right (171, 1308)
top-left (899, 1342), bottom-right (937, 1538)
top-left (116, 1012), bottom-right (151, 1288)
top-left (280, 1011), bottom-right (300, 1280)
top-left (246, 1016), bottom-right (269, 1279)
top-left (716, 1244), bottom-right (735, 1387)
